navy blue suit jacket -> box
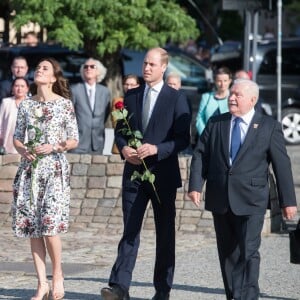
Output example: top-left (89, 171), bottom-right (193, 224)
top-left (189, 111), bottom-right (297, 215)
top-left (115, 84), bottom-right (191, 191)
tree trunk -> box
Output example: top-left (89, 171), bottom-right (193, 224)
top-left (104, 52), bottom-right (124, 129)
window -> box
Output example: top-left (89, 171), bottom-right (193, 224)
top-left (258, 46), bottom-right (300, 76)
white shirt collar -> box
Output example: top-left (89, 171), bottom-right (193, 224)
top-left (85, 82), bottom-right (96, 92)
top-left (232, 108), bottom-right (255, 125)
top-left (145, 80), bottom-right (164, 93)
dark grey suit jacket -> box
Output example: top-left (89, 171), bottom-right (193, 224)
top-left (189, 112), bottom-right (297, 215)
top-left (70, 82), bottom-right (111, 154)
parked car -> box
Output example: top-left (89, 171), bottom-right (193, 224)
top-left (211, 37), bottom-right (300, 145)
top-left (210, 40), bottom-right (243, 71)
top-left (0, 43), bottom-right (89, 84)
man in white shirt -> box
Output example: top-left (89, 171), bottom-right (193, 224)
top-left (188, 79), bottom-right (297, 299)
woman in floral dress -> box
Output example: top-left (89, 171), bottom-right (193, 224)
top-left (12, 58), bottom-right (78, 300)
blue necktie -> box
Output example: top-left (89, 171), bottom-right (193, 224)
top-left (230, 117), bottom-right (242, 162)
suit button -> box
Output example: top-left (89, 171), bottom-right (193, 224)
top-left (229, 172), bottom-right (232, 175)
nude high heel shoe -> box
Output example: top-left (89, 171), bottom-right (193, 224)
top-left (31, 281), bottom-right (50, 300)
top-left (51, 275), bottom-right (65, 300)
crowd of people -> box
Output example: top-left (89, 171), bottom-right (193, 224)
top-left (0, 42), bottom-right (298, 300)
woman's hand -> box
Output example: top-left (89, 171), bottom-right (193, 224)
top-left (20, 147), bottom-right (36, 161)
top-left (34, 144), bottom-right (54, 156)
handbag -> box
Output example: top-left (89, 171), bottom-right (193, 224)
top-left (289, 219), bottom-right (300, 264)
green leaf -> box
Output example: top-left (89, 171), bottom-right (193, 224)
top-left (128, 138), bottom-right (138, 148)
top-left (118, 128), bottom-right (129, 135)
top-left (135, 140), bottom-right (142, 148)
top-left (111, 110), bottom-right (124, 120)
top-left (133, 130), bottom-right (143, 139)
top-left (31, 159), bottom-right (38, 169)
top-left (122, 109), bottom-right (128, 119)
top-left (131, 170), bottom-right (142, 181)
top-left (149, 173), bottom-right (155, 183)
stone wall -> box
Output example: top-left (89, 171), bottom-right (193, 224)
top-left (0, 154), bottom-right (281, 234)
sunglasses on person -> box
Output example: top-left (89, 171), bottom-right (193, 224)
top-left (83, 64), bottom-right (97, 69)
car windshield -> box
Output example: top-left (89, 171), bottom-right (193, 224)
top-left (121, 48), bottom-right (208, 89)
top-left (167, 52), bottom-right (206, 85)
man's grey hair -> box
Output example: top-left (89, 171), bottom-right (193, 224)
top-left (80, 58), bottom-right (107, 83)
top-left (233, 78), bottom-right (259, 99)
top-left (166, 72), bottom-right (182, 83)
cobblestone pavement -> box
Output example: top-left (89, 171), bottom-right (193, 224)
top-left (0, 226), bottom-right (299, 300)
top-left (0, 145), bottom-right (299, 299)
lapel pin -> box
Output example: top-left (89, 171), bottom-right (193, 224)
top-left (253, 123), bottom-right (259, 129)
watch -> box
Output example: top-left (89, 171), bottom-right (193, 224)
top-left (52, 144), bottom-right (58, 153)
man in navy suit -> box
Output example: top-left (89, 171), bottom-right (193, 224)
top-left (188, 79), bottom-right (298, 299)
top-left (101, 48), bottom-right (191, 300)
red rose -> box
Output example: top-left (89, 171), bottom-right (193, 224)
top-left (115, 101), bottom-right (124, 110)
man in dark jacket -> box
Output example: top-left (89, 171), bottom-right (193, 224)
top-left (188, 79), bottom-right (297, 300)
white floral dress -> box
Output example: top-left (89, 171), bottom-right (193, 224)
top-left (12, 98), bottom-right (79, 238)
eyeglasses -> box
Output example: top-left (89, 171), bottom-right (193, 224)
top-left (83, 64), bottom-right (97, 69)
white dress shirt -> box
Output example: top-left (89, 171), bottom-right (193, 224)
top-left (85, 82), bottom-right (96, 110)
top-left (143, 80), bottom-right (164, 122)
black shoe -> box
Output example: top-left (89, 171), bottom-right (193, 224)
top-left (101, 284), bottom-right (130, 300)
top-left (152, 291), bottom-right (170, 300)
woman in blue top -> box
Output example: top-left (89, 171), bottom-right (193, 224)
top-left (196, 67), bottom-right (232, 135)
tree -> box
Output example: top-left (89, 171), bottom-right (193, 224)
top-left (10, 0), bottom-right (200, 97)
top-left (286, 0), bottom-right (300, 19)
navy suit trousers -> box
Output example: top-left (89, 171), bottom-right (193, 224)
top-left (109, 179), bottom-right (176, 293)
top-left (213, 210), bottom-right (264, 300)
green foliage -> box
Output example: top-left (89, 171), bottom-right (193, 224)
top-left (286, 0), bottom-right (300, 17)
top-left (131, 169), bottom-right (155, 183)
top-left (25, 124), bottom-right (43, 169)
top-left (10, 0), bottom-right (200, 57)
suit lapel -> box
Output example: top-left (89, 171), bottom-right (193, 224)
top-left (136, 87), bottom-right (144, 132)
top-left (220, 114), bottom-right (232, 166)
top-left (94, 85), bottom-right (101, 113)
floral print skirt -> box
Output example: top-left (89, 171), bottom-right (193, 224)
top-left (12, 153), bottom-right (70, 238)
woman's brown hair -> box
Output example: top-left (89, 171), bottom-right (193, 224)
top-left (30, 57), bottom-right (71, 99)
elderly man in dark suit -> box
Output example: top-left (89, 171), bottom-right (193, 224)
top-left (101, 48), bottom-right (191, 300)
top-left (188, 79), bottom-right (298, 300)
top-left (70, 58), bottom-right (111, 154)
